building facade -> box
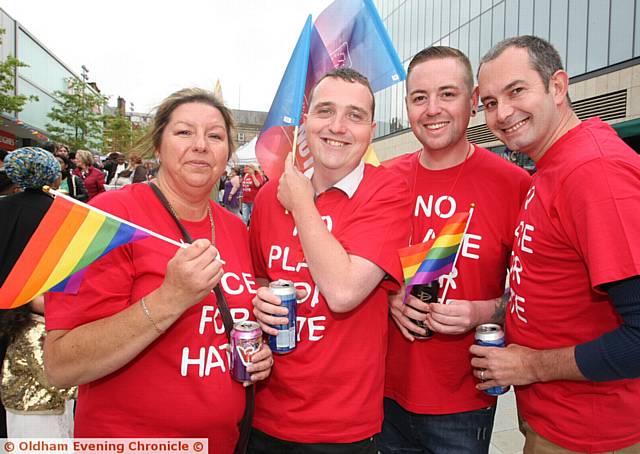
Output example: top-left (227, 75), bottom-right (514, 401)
top-left (371, 0), bottom-right (640, 166)
top-left (0, 7), bottom-right (103, 152)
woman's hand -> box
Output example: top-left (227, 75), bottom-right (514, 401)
top-left (160, 239), bottom-right (224, 312)
top-left (245, 343), bottom-right (274, 385)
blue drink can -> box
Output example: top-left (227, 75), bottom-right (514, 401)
top-left (268, 279), bottom-right (297, 354)
top-left (475, 323), bottom-right (509, 396)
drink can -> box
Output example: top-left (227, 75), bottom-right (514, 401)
top-left (230, 321), bottom-right (262, 382)
top-left (268, 279), bottom-right (297, 354)
top-left (408, 280), bottom-right (439, 339)
top-left (475, 323), bottom-right (509, 395)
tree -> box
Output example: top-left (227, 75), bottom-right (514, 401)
top-left (102, 114), bottom-right (132, 154)
top-left (47, 77), bottom-right (107, 150)
top-left (0, 28), bottom-right (37, 115)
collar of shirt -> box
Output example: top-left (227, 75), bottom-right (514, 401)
top-left (304, 161), bottom-right (365, 199)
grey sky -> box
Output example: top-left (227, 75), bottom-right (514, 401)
top-left (3, 0), bottom-right (333, 114)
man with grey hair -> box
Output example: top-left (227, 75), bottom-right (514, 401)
top-left (473, 35), bottom-right (640, 452)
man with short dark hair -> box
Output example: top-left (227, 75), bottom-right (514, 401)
top-left (378, 46), bottom-right (530, 454)
top-left (473, 35), bottom-right (640, 452)
top-left (248, 68), bottom-right (411, 452)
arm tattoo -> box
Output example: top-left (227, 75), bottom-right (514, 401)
top-left (489, 289), bottom-right (510, 324)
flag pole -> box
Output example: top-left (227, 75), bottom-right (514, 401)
top-left (440, 203), bottom-right (475, 304)
top-left (291, 124), bottom-right (299, 165)
top-left (44, 186), bottom-right (187, 250)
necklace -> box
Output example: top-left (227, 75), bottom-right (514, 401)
top-left (163, 197), bottom-right (216, 246)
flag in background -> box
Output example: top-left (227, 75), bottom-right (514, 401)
top-left (398, 211), bottom-right (471, 297)
top-left (256, 0), bottom-right (405, 179)
top-left (254, 15), bottom-right (313, 179)
top-left (0, 194), bottom-right (150, 309)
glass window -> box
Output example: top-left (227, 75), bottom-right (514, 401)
top-left (505, 0), bottom-right (519, 38)
top-left (450, 29), bottom-right (459, 49)
top-left (459, 23), bottom-right (470, 57)
top-left (586, 0), bottom-right (609, 71)
top-left (451, 0), bottom-right (460, 30)
top-left (16, 30), bottom-right (73, 96)
top-left (609, 0), bottom-right (634, 64)
top-left (442, 0), bottom-right (450, 38)
top-left (393, 8), bottom-right (400, 53)
top-left (405, 3), bottom-right (412, 59)
top-left (425, 0), bottom-right (434, 45)
top-left (519, 0), bottom-right (534, 35)
top-left (460, 0), bottom-right (470, 25)
top-left (492, 2), bottom-right (504, 45)
top-left (533, 0), bottom-right (550, 40)
top-left (636, 0), bottom-right (640, 57)
top-left (398, 5), bottom-right (406, 60)
top-left (567, 0), bottom-right (588, 76)
top-left (417, 0), bottom-right (426, 50)
top-left (480, 11), bottom-right (492, 58)
top-left (17, 79), bottom-right (58, 131)
top-left (481, 0), bottom-right (493, 13)
top-left (549, 0), bottom-right (568, 65)
top-left (433, 0), bottom-right (442, 42)
top-left (469, 18), bottom-right (480, 80)
top-left (470, 0), bottom-right (480, 19)
top-left (399, 84), bottom-right (408, 129)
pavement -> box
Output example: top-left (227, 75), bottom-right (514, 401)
top-left (490, 389), bottom-right (525, 454)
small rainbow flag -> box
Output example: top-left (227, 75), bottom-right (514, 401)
top-left (398, 211), bottom-right (471, 297)
top-left (0, 192), bottom-right (150, 309)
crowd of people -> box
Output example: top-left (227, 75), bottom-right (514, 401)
top-left (0, 34), bottom-right (638, 454)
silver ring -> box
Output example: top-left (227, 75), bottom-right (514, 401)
top-left (480, 370), bottom-right (485, 381)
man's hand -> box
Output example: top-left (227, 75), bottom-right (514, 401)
top-left (252, 285), bottom-right (307, 336)
top-left (426, 299), bottom-right (480, 335)
top-left (389, 289), bottom-right (430, 341)
top-left (469, 343), bottom-right (542, 390)
top-left (277, 153), bottom-right (314, 214)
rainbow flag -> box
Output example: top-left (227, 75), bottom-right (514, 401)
top-left (398, 211), bottom-right (470, 295)
top-left (0, 194), bottom-right (149, 309)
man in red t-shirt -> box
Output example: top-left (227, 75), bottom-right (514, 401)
top-left (378, 47), bottom-right (530, 453)
top-left (240, 165), bottom-right (263, 225)
top-left (248, 68), bottom-right (411, 452)
top-left (473, 36), bottom-right (640, 452)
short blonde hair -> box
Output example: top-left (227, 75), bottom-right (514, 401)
top-left (75, 149), bottom-right (94, 166)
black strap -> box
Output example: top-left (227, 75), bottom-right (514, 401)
top-left (148, 182), bottom-right (253, 454)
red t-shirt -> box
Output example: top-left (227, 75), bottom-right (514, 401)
top-left (249, 164), bottom-right (411, 443)
top-left (507, 118), bottom-right (640, 452)
top-left (46, 184), bottom-right (258, 453)
top-left (241, 173), bottom-right (264, 203)
top-left (383, 146), bottom-right (531, 414)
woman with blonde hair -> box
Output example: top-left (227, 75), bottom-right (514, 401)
top-left (72, 149), bottom-right (105, 200)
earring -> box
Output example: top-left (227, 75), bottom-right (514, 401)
top-left (471, 108), bottom-right (476, 116)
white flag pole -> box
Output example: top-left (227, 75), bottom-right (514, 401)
top-left (440, 203), bottom-right (475, 304)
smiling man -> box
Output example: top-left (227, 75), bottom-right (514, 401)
top-left (473, 35), bottom-right (640, 453)
top-left (247, 68), bottom-right (412, 453)
top-left (378, 47), bottom-right (531, 454)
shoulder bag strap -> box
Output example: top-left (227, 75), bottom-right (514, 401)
top-left (147, 182), bottom-right (253, 454)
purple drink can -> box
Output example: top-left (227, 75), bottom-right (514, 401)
top-left (475, 323), bottom-right (509, 396)
top-left (231, 321), bottom-right (262, 382)
top-left (268, 279), bottom-right (297, 354)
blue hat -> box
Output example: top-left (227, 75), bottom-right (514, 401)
top-left (5, 147), bottom-right (61, 189)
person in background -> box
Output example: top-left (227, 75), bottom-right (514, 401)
top-left (240, 165), bottom-right (263, 225)
top-left (474, 35), bottom-right (640, 453)
top-left (55, 156), bottom-right (88, 202)
top-left (129, 154), bottom-right (148, 183)
top-left (103, 152), bottom-right (121, 184)
top-left (223, 167), bottom-right (241, 216)
top-left (72, 149), bottom-right (105, 200)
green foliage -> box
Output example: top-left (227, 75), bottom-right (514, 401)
top-left (0, 28), bottom-right (38, 114)
top-left (102, 114), bottom-right (132, 154)
top-left (46, 77), bottom-right (107, 151)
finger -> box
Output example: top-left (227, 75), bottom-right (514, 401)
top-left (428, 302), bottom-right (462, 316)
top-left (405, 296), bottom-right (430, 313)
top-left (402, 305), bottom-right (428, 321)
top-left (397, 314), bottom-right (427, 337)
top-left (252, 308), bottom-right (286, 335)
top-left (180, 239), bottom-right (213, 260)
top-left (256, 287), bottom-right (282, 306)
top-left (469, 344), bottom-right (493, 357)
top-left (248, 344), bottom-right (271, 363)
top-left (295, 288), bottom-right (307, 299)
top-left (426, 316), bottom-right (465, 335)
top-left (470, 357), bottom-right (489, 369)
top-left (255, 298), bottom-right (289, 317)
top-left (428, 311), bottom-right (464, 327)
top-left (393, 317), bottom-right (416, 342)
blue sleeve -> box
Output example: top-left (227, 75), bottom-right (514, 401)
top-left (575, 276), bottom-right (640, 381)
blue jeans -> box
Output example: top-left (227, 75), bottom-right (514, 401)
top-left (376, 398), bottom-right (496, 454)
top-left (241, 202), bottom-right (254, 225)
